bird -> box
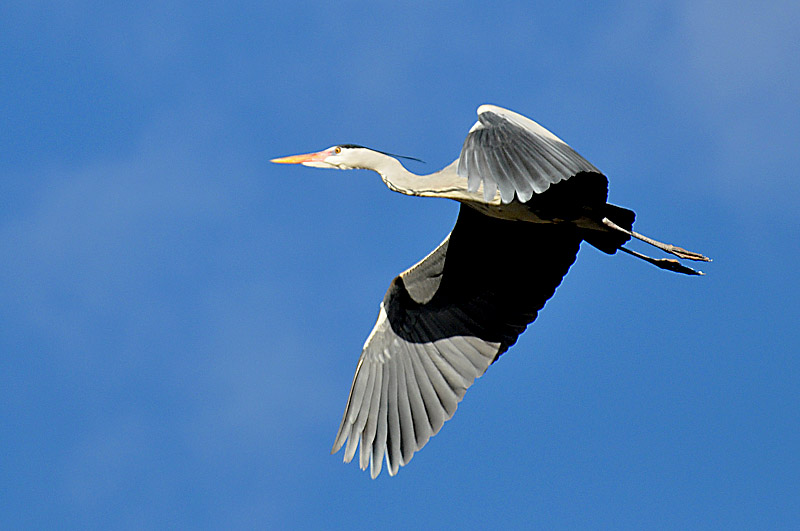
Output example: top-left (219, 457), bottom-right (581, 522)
top-left (271, 104), bottom-right (710, 478)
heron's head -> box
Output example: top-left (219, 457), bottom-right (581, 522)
top-left (272, 145), bottom-right (423, 172)
top-left (271, 144), bottom-right (378, 170)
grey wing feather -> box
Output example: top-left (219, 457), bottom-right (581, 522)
top-left (331, 204), bottom-right (582, 477)
top-left (458, 105), bottom-right (601, 204)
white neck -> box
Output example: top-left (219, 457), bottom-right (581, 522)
top-left (357, 150), bottom-right (493, 203)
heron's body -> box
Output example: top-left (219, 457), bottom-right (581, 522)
top-left (272, 104), bottom-right (710, 478)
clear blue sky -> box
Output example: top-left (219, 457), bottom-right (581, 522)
top-left (2, 1), bottom-right (798, 529)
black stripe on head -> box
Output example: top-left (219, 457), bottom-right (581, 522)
top-left (338, 144), bottom-right (425, 163)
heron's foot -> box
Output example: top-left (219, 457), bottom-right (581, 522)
top-left (619, 247), bottom-right (704, 276)
top-left (658, 245), bottom-right (711, 262)
top-left (652, 257), bottom-right (704, 275)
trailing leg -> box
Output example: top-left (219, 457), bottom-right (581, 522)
top-left (618, 247), bottom-right (704, 276)
top-left (603, 218), bottom-right (711, 262)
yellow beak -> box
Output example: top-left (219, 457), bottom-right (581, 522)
top-left (270, 150), bottom-right (329, 164)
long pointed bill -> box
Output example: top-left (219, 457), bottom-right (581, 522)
top-left (270, 150), bottom-right (331, 164)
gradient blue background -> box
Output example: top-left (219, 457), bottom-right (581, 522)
top-left (2, 1), bottom-right (798, 528)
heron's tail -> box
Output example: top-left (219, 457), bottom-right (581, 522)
top-left (583, 203), bottom-right (635, 255)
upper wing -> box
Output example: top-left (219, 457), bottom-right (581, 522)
top-left (457, 104), bottom-right (601, 204)
top-left (331, 204), bottom-right (582, 478)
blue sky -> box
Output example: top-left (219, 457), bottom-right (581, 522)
top-left (2, 1), bottom-right (799, 528)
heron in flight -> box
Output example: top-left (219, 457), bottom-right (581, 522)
top-left (272, 104), bottom-right (710, 478)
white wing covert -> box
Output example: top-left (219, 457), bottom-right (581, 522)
top-left (458, 105), bottom-right (601, 204)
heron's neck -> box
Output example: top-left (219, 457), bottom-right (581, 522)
top-left (364, 152), bottom-right (473, 200)
top-left (368, 154), bottom-right (421, 194)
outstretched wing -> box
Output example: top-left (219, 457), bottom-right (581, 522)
top-left (458, 104), bottom-right (601, 204)
top-left (331, 204), bottom-right (582, 478)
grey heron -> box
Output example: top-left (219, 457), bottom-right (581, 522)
top-left (272, 104), bottom-right (710, 478)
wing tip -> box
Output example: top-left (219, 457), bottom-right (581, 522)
top-left (477, 103), bottom-right (503, 115)
top-left (331, 425), bottom-right (348, 455)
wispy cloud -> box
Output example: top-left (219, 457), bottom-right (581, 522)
top-left (672, 1), bottom-right (800, 211)
top-left (1, 100), bottom-right (341, 521)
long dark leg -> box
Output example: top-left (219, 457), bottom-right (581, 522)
top-left (603, 218), bottom-right (711, 262)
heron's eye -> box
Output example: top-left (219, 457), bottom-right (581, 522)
top-left (334, 147), bottom-right (341, 154)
